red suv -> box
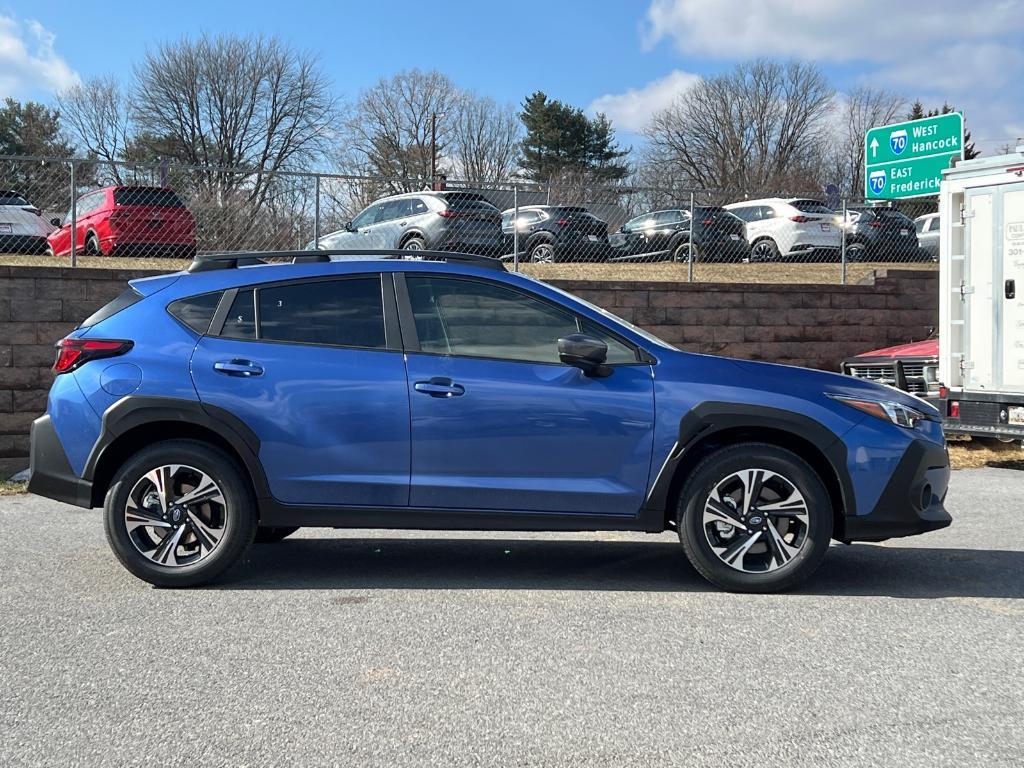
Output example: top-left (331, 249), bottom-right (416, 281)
top-left (47, 186), bottom-right (196, 258)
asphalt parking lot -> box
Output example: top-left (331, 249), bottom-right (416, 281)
top-left (2, 468), bottom-right (1022, 768)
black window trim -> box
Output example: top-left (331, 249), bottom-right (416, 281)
top-left (205, 273), bottom-right (402, 352)
top-left (393, 272), bottom-right (652, 367)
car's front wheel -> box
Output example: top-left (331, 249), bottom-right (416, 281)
top-left (677, 443), bottom-right (833, 593)
top-left (103, 440), bottom-right (257, 587)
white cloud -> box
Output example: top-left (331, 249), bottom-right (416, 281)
top-left (637, 0), bottom-right (1024, 150)
top-left (588, 69), bottom-right (701, 132)
top-left (641, 0), bottom-right (1018, 62)
top-left (0, 15), bottom-right (79, 98)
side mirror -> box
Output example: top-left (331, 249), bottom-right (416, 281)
top-left (558, 333), bottom-right (611, 377)
top-left (344, 220), bottom-right (355, 232)
top-left (49, 217), bottom-right (62, 227)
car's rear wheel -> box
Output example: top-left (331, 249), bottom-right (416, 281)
top-left (672, 240), bottom-right (699, 263)
top-left (846, 242), bottom-right (866, 262)
top-left (85, 233), bottom-right (101, 257)
top-left (677, 443), bottom-right (833, 593)
top-left (254, 526), bottom-right (299, 543)
top-left (103, 440), bottom-right (257, 587)
top-left (527, 240), bottom-right (556, 263)
top-left (402, 235), bottom-right (426, 251)
top-left (750, 239), bottom-right (779, 262)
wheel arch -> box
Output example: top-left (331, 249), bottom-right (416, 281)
top-left (398, 229), bottom-right (428, 248)
top-left (645, 402), bottom-right (853, 535)
top-left (84, 396), bottom-right (269, 511)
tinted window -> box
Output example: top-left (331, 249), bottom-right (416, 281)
top-left (654, 210), bottom-right (687, 226)
top-left (623, 213), bottom-right (658, 232)
top-left (168, 292), bottom-right (222, 334)
top-left (406, 276), bottom-right (636, 364)
top-left (440, 193), bottom-right (498, 212)
top-left (0, 192), bottom-right (29, 206)
top-left (874, 209), bottom-right (914, 225)
top-left (114, 188), bottom-right (184, 207)
top-left (80, 288), bottom-right (143, 328)
top-left (409, 198), bottom-right (429, 215)
top-left (258, 277), bottom-right (385, 348)
top-left (728, 206), bottom-right (757, 222)
top-left (377, 199), bottom-right (411, 222)
top-left (222, 290), bottom-right (256, 339)
top-left (791, 200), bottom-right (834, 214)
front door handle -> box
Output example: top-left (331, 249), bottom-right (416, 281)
top-left (1006, 279), bottom-right (1016, 300)
top-left (414, 377), bottom-right (465, 397)
top-left (214, 359), bottom-right (264, 377)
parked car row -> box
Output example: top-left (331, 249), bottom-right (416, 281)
top-left (0, 184), bottom-right (939, 264)
top-left (310, 192), bottom-right (937, 265)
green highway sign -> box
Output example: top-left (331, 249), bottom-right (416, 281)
top-left (864, 112), bottom-right (963, 200)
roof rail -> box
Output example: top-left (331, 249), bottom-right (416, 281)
top-left (186, 249), bottom-right (507, 273)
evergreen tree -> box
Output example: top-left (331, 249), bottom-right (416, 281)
top-left (519, 91), bottom-right (629, 183)
top-left (905, 101), bottom-right (978, 159)
top-left (0, 98), bottom-right (76, 209)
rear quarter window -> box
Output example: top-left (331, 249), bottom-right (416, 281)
top-left (167, 291), bottom-right (222, 334)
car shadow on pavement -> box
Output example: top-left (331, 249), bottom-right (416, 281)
top-left (217, 537), bottom-right (1024, 599)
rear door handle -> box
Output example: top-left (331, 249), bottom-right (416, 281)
top-left (413, 377), bottom-right (465, 397)
top-left (214, 359), bottom-right (264, 377)
top-left (1006, 279), bottom-right (1016, 300)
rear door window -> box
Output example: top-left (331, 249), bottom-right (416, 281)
top-left (258, 277), bottom-right (386, 349)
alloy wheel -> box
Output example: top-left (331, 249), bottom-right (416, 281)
top-left (702, 468), bottom-right (810, 573)
top-left (124, 464), bottom-right (228, 568)
top-left (531, 243), bottom-right (555, 263)
top-left (751, 241), bottom-right (776, 261)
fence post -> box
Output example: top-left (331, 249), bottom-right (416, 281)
top-left (840, 198), bottom-right (847, 285)
top-left (313, 174), bottom-right (321, 249)
top-left (687, 191), bottom-right (695, 283)
top-left (69, 160), bottom-right (77, 268)
top-left (513, 184), bottom-right (520, 272)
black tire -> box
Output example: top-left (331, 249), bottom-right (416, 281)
top-left (84, 233), bottom-right (101, 256)
top-left (528, 238), bottom-right (556, 264)
top-left (750, 238), bottom-right (780, 262)
top-left (402, 235), bottom-right (426, 251)
top-left (676, 443), bottom-right (833, 593)
top-left (671, 239), bottom-right (699, 263)
top-left (254, 526), bottom-right (299, 544)
top-left (846, 242), bottom-right (866, 262)
top-left (103, 439), bottom-right (257, 587)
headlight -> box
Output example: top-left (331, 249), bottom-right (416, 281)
top-left (829, 394), bottom-right (930, 429)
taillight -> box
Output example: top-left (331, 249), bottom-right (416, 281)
top-left (555, 218), bottom-right (571, 226)
top-left (868, 221), bottom-right (883, 228)
top-left (53, 338), bottom-right (133, 374)
top-left (789, 215), bottom-right (813, 223)
top-left (701, 218), bottom-right (714, 225)
top-left (949, 401), bottom-right (960, 419)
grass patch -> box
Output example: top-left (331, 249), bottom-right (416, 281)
top-left (0, 253), bottom-right (938, 284)
top-left (947, 440), bottom-right (1024, 471)
top-left (0, 481), bottom-right (27, 495)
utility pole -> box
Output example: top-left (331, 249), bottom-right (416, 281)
top-left (430, 112), bottom-right (444, 189)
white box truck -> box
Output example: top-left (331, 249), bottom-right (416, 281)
top-left (938, 146), bottom-right (1024, 440)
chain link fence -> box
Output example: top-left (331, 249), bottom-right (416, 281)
top-left (0, 155), bottom-right (938, 283)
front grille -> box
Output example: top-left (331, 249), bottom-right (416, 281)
top-left (901, 363), bottom-right (928, 395)
top-left (847, 364), bottom-right (897, 386)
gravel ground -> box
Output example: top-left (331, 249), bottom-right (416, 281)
top-left (1, 468), bottom-right (1022, 767)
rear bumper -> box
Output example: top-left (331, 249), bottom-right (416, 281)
top-left (0, 234), bottom-right (49, 254)
top-left (27, 415), bottom-right (94, 508)
top-left (939, 391), bottom-right (1024, 440)
top-left (840, 438), bottom-right (951, 542)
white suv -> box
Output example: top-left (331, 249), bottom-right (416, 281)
top-left (724, 198), bottom-right (840, 261)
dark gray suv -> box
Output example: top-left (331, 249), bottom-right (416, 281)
top-left (312, 191), bottom-right (502, 255)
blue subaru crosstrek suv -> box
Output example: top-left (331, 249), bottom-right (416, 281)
top-left (28, 250), bottom-right (951, 592)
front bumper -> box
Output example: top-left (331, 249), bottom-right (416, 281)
top-left (840, 438), bottom-right (951, 542)
top-left (27, 415), bottom-right (94, 508)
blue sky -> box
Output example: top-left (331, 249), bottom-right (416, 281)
top-left (3, 0), bottom-right (1022, 153)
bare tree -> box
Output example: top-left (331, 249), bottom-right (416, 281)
top-left (827, 86), bottom-right (905, 197)
top-left (451, 95), bottom-right (521, 184)
top-left (343, 69), bottom-right (462, 193)
top-left (57, 76), bottom-right (133, 185)
top-left (643, 59), bottom-right (835, 196)
top-left (132, 33), bottom-right (336, 209)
